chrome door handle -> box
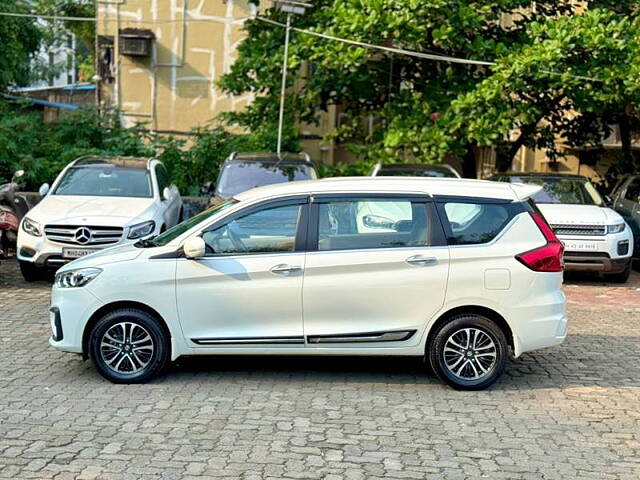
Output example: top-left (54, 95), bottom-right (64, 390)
top-left (406, 255), bottom-right (438, 266)
top-left (270, 264), bottom-right (303, 275)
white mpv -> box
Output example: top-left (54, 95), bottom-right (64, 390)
top-left (17, 156), bottom-right (182, 281)
top-left (49, 178), bottom-right (567, 390)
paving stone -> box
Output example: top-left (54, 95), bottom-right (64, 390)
top-left (0, 259), bottom-right (639, 479)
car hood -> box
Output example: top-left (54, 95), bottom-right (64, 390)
top-left (27, 195), bottom-right (156, 226)
top-left (537, 203), bottom-right (623, 226)
top-left (58, 243), bottom-right (144, 271)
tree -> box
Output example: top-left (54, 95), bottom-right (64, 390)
top-left (219, 1), bottom-right (640, 176)
top-left (0, 0), bottom-right (42, 91)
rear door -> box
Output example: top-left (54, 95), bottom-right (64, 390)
top-left (302, 194), bottom-right (449, 345)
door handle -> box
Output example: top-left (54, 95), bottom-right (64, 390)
top-left (270, 264), bottom-right (303, 275)
top-left (406, 255), bottom-right (438, 266)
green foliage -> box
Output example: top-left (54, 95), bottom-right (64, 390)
top-left (0, 0), bottom-right (42, 90)
top-left (0, 102), bottom-right (304, 194)
top-left (220, 1), bottom-right (640, 172)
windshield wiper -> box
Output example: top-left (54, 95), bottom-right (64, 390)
top-left (134, 236), bottom-right (157, 248)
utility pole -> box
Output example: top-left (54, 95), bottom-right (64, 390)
top-left (274, 1), bottom-right (311, 158)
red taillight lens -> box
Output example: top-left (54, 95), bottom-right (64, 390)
top-left (516, 212), bottom-right (564, 272)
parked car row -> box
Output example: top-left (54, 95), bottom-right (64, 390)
top-left (6, 151), bottom-right (637, 389)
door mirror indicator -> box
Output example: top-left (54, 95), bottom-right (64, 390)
top-left (183, 236), bottom-right (206, 259)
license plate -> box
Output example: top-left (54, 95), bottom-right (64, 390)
top-left (62, 248), bottom-right (100, 259)
top-left (563, 241), bottom-right (599, 252)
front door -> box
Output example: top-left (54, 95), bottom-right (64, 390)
top-left (176, 199), bottom-right (308, 345)
top-left (303, 195), bottom-right (449, 343)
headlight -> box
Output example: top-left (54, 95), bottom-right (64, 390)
top-left (127, 220), bottom-right (155, 239)
top-left (22, 217), bottom-right (42, 237)
top-left (54, 268), bottom-right (102, 288)
top-left (607, 223), bottom-right (626, 234)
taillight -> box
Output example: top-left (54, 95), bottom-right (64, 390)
top-left (516, 212), bottom-right (564, 272)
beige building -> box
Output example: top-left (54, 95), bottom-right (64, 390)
top-left (96, 1), bottom-right (633, 179)
top-left (96, 0), bottom-right (338, 165)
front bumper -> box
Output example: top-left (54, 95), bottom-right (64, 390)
top-left (558, 230), bottom-right (633, 273)
top-left (48, 284), bottom-right (103, 354)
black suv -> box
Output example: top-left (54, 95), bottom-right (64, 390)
top-left (208, 152), bottom-right (318, 206)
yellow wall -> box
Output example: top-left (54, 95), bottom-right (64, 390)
top-left (97, 0), bottom-right (260, 134)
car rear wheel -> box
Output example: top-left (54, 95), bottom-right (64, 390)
top-left (428, 315), bottom-right (508, 390)
top-left (19, 260), bottom-right (45, 282)
top-left (89, 308), bottom-right (170, 384)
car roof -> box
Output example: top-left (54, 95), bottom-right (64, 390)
top-left (495, 172), bottom-right (588, 180)
top-left (225, 152), bottom-right (315, 167)
top-left (234, 177), bottom-right (539, 202)
top-left (378, 164), bottom-right (453, 172)
top-left (72, 156), bottom-right (153, 170)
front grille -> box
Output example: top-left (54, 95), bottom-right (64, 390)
top-left (44, 225), bottom-right (124, 246)
top-left (551, 224), bottom-right (606, 236)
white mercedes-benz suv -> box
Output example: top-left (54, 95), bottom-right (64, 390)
top-left (492, 173), bottom-right (633, 282)
top-left (48, 177), bottom-right (567, 390)
top-left (17, 156), bottom-right (182, 281)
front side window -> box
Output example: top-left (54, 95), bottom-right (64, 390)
top-left (203, 204), bottom-right (301, 255)
top-left (317, 198), bottom-right (431, 251)
top-left (624, 178), bottom-right (640, 201)
top-left (216, 162), bottom-right (317, 199)
top-left (54, 167), bottom-right (152, 198)
top-left (441, 202), bottom-right (511, 245)
top-left (155, 164), bottom-right (170, 193)
top-left (152, 200), bottom-right (238, 247)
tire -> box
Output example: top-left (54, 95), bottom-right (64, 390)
top-left (428, 314), bottom-right (508, 390)
top-left (606, 262), bottom-right (631, 283)
top-left (88, 308), bottom-right (170, 384)
top-left (19, 260), bottom-right (45, 282)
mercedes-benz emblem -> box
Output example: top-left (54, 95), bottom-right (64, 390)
top-left (74, 227), bottom-right (92, 245)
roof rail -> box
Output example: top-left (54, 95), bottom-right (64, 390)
top-left (300, 151), bottom-right (312, 163)
top-left (228, 152), bottom-right (238, 161)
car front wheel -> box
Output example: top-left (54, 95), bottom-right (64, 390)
top-left (428, 314), bottom-right (508, 390)
top-left (89, 308), bottom-right (170, 384)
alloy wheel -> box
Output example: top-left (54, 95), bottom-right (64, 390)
top-left (99, 322), bottom-right (155, 375)
top-left (443, 327), bottom-right (497, 380)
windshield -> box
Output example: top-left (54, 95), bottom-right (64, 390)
top-left (508, 176), bottom-right (603, 206)
top-left (54, 167), bottom-right (152, 198)
top-left (216, 161), bottom-right (317, 198)
top-left (152, 200), bottom-right (238, 247)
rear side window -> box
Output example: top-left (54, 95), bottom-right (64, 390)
top-left (438, 201), bottom-right (518, 245)
top-left (316, 198), bottom-right (435, 251)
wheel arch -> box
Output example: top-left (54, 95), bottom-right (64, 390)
top-left (82, 301), bottom-right (172, 360)
top-left (426, 305), bottom-right (514, 353)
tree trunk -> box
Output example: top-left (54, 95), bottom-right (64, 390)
top-left (461, 144), bottom-right (477, 179)
top-left (618, 113), bottom-right (634, 168)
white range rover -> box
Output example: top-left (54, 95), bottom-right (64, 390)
top-left (49, 177), bottom-right (567, 390)
top-left (17, 156), bottom-right (182, 281)
top-left (493, 173), bottom-right (633, 282)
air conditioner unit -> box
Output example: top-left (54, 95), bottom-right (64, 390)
top-left (119, 29), bottom-right (154, 57)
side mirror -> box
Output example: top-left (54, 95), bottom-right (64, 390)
top-left (183, 236), bottom-right (206, 259)
top-left (38, 183), bottom-right (50, 196)
top-left (363, 214), bottom-right (395, 230)
top-left (200, 182), bottom-right (215, 195)
top-left (162, 186), bottom-right (171, 201)
top-left (14, 170), bottom-right (24, 179)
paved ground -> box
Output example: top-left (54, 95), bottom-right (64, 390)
top-left (0, 259), bottom-right (639, 480)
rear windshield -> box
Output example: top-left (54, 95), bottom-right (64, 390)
top-left (54, 167), bottom-right (152, 198)
top-left (505, 176), bottom-right (602, 206)
top-left (216, 161), bottom-right (317, 199)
